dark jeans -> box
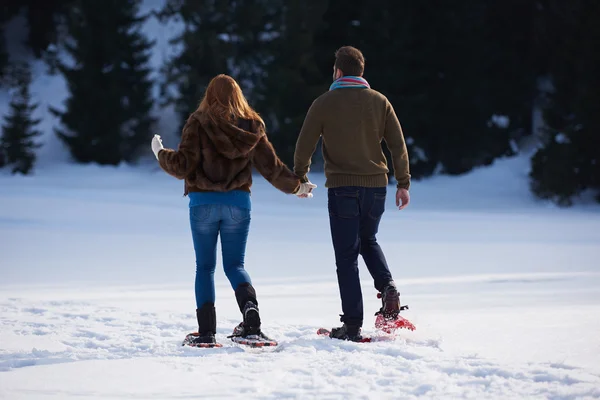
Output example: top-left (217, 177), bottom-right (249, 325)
top-left (190, 204), bottom-right (252, 308)
top-left (328, 186), bottom-right (393, 327)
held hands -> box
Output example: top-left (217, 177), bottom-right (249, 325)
top-left (296, 182), bottom-right (317, 198)
top-left (151, 134), bottom-right (164, 160)
top-left (396, 188), bottom-right (410, 210)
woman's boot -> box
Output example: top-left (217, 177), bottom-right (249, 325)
top-left (233, 283), bottom-right (261, 336)
top-left (193, 302), bottom-right (217, 344)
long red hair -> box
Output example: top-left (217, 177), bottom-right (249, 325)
top-left (197, 74), bottom-right (264, 128)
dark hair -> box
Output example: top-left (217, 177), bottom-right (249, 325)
top-left (334, 46), bottom-right (365, 76)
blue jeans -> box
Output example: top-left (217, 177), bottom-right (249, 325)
top-left (190, 204), bottom-right (252, 308)
top-left (328, 186), bottom-right (394, 327)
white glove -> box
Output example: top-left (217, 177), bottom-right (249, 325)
top-left (151, 134), bottom-right (164, 160)
top-left (296, 182), bottom-right (317, 198)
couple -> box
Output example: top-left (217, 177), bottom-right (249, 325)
top-left (151, 46), bottom-right (411, 345)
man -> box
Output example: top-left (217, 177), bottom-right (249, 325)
top-left (294, 46), bottom-right (411, 341)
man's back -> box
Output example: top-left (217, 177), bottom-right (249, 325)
top-left (294, 87), bottom-right (410, 190)
top-left (318, 88), bottom-right (389, 182)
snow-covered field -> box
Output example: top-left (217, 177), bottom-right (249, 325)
top-left (1, 155), bottom-right (600, 399)
top-left (2, 1), bottom-right (599, 397)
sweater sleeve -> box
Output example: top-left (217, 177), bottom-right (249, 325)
top-left (293, 100), bottom-right (322, 183)
top-left (251, 134), bottom-right (301, 194)
top-left (383, 100), bottom-right (411, 190)
top-left (158, 120), bottom-right (200, 180)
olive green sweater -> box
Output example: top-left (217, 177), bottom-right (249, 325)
top-left (293, 87), bottom-right (411, 190)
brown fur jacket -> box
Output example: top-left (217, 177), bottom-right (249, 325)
top-left (158, 112), bottom-right (300, 195)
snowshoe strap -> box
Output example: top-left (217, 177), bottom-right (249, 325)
top-left (375, 304), bottom-right (409, 316)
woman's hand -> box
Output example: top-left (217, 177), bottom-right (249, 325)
top-left (295, 182), bottom-right (317, 198)
top-left (151, 134), bottom-right (164, 160)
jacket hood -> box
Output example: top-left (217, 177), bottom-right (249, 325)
top-left (192, 112), bottom-right (265, 160)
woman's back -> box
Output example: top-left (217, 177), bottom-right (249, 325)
top-left (158, 112), bottom-right (300, 196)
top-left (191, 113), bottom-right (262, 194)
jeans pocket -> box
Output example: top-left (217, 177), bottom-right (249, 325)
top-left (369, 193), bottom-right (386, 220)
top-left (230, 206), bottom-right (251, 222)
top-left (190, 205), bottom-right (211, 222)
top-left (330, 190), bottom-right (360, 218)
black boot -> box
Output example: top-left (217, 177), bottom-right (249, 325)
top-left (234, 283), bottom-right (261, 334)
top-left (231, 283), bottom-right (272, 339)
top-left (234, 282), bottom-right (258, 312)
top-left (193, 303), bottom-right (216, 345)
top-left (377, 281), bottom-right (401, 319)
top-left (330, 323), bottom-right (363, 342)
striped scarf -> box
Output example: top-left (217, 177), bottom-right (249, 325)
top-left (329, 76), bottom-right (370, 91)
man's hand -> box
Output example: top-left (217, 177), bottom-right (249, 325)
top-left (396, 188), bottom-right (410, 210)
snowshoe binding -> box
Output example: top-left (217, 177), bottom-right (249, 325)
top-left (318, 324), bottom-right (371, 343)
top-left (182, 332), bottom-right (222, 348)
top-left (374, 283), bottom-right (416, 333)
top-left (228, 301), bottom-right (277, 347)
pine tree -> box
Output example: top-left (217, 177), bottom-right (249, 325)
top-left (159, 0), bottom-right (277, 136)
top-left (0, 62), bottom-right (41, 174)
top-left (51, 0), bottom-right (155, 165)
top-left (0, 0), bottom-right (76, 58)
top-left (258, 0), bottom-right (330, 165)
top-left (0, 35), bottom-right (7, 85)
top-left (529, 0), bottom-right (600, 205)
top-left (0, 16), bottom-right (10, 84)
top-left (309, 0), bottom-right (538, 179)
top-left (159, 0), bottom-right (232, 136)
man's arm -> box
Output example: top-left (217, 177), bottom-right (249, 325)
top-left (383, 100), bottom-right (411, 190)
top-left (294, 100), bottom-right (323, 182)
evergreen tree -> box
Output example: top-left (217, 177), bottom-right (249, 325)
top-left (0, 0), bottom-right (75, 58)
top-left (0, 0), bottom-right (77, 80)
top-left (159, 0), bottom-right (278, 136)
top-left (0, 16), bottom-right (10, 84)
top-left (51, 0), bottom-right (155, 165)
top-left (309, 0), bottom-right (538, 179)
top-left (530, 0), bottom-right (600, 205)
top-left (0, 29), bottom-right (7, 84)
top-left (159, 0), bottom-right (230, 135)
top-left (0, 62), bottom-right (41, 174)
top-left (258, 0), bottom-right (330, 165)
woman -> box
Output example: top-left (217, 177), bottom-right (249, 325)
top-left (151, 74), bottom-right (316, 346)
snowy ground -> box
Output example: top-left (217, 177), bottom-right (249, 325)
top-left (1, 155), bottom-right (600, 399)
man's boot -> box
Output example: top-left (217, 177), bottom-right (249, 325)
top-left (378, 281), bottom-right (401, 318)
top-left (330, 323), bottom-right (364, 342)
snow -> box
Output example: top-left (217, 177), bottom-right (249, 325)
top-left (555, 133), bottom-right (570, 144)
top-left (489, 115), bottom-right (510, 129)
top-left (1, 154), bottom-right (600, 398)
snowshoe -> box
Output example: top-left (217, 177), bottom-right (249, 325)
top-left (228, 322), bottom-right (278, 347)
top-left (375, 312), bottom-right (416, 333)
top-left (374, 285), bottom-right (416, 333)
top-left (227, 301), bottom-right (277, 347)
top-left (182, 332), bottom-right (222, 348)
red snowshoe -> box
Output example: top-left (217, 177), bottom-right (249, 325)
top-left (374, 287), bottom-right (416, 334)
